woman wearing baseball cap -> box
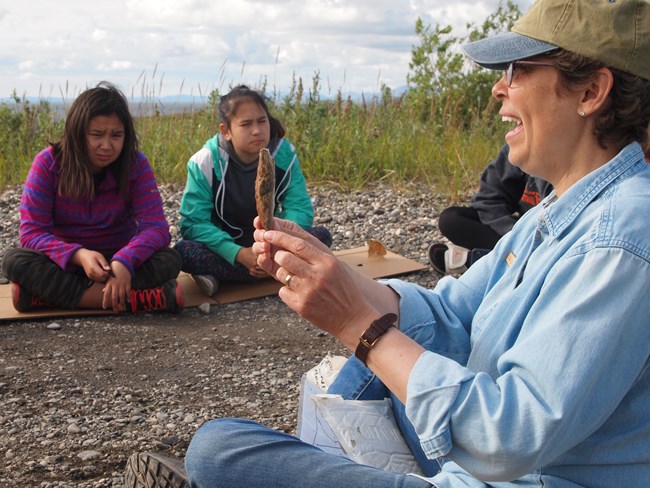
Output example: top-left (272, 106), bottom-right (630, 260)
top-left (130, 1), bottom-right (650, 487)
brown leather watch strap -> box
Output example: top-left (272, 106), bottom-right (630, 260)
top-left (354, 313), bottom-right (397, 366)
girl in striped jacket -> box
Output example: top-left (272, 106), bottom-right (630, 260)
top-left (2, 82), bottom-right (183, 314)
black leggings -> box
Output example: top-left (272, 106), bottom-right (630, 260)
top-left (173, 226), bottom-right (332, 283)
top-left (2, 247), bottom-right (182, 309)
top-left (438, 206), bottom-right (502, 250)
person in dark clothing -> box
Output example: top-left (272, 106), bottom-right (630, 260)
top-left (429, 144), bottom-right (552, 274)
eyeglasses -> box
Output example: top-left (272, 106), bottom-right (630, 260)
top-left (506, 60), bottom-right (556, 87)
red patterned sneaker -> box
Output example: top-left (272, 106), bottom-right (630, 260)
top-left (11, 283), bottom-right (50, 312)
top-left (129, 279), bottom-right (184, 314)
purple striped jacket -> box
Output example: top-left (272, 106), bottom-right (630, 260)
top-left (19, 146), bottom-right (171, 275)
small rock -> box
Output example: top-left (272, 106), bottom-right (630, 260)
top-left (161, 435), bottom-right (179, 446)
top-left (77, 450), bottom-right (101, 461)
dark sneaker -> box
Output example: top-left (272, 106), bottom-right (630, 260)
top-left (191, 274), bottom-right (218, 297)
top-left (124, 452), bottom-right (189, 488)
top-left (129, 280), bottom-right (184, 314)
top-left (427, 243), bottom-right (448, 275)
top-left (11, 283), bottom-right (50, 312)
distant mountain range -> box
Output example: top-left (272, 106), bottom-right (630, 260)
top-left (1, 86), bottom-right (409, 107)
top-left (1, 87), bottom-right (410, 119)
top-left (0, 94), bottom-right (209, 106)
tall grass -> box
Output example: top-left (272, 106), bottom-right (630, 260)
top-left (136, 110), bottom-right (214, 184)
top-left (268, 75), bottom-right (508, 199)
top-left (0, 94), bottom-right (64, 187)
top-left (0, 76), bottom-right (508, 201)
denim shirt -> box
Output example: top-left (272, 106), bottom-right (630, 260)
top-left (388, 143), bottom-right (650, 487)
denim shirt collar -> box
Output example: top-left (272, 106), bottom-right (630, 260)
top-left (538, 143), bottom-right (645, 239)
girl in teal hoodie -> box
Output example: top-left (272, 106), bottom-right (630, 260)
top-left (174, 85), bottom-right (331, 296)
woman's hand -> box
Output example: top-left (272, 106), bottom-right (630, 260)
top-left (252, 217), bottom-right (332, 276)
top-left (102, 261), bottom-right (131, 312)
top-left (255, 226), bottom-right (378, 349)
top-left (254, 218), bottom-right (419, 402)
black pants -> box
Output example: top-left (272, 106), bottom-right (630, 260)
top-left (438, 206), bottom-right (502, 250)
top-left (2, 247), bottom-right (182, 309)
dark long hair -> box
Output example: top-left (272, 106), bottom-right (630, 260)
top-left (218, 85), bottom-right (285, 139)
top-left (55, 81), bottom-right (138, 199)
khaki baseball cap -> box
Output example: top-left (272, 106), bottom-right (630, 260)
top-left (462, 0), bottom-right (650, 81)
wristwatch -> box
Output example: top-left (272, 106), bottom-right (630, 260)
top-left (354, 313), bottom-right (397, 366)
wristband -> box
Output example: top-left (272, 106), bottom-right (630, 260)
top-left (354, 313), bottom-right (397, 366)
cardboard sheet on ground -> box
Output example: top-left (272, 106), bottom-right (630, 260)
top-left (0, 245), bottom-right (426, 321)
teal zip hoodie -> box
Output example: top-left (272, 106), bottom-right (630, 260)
top-left (178, 134), bottom-right (314, 265)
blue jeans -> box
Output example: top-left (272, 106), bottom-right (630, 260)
top-left (185, 418), bottom-right (433, 488)
top-left (327, 356), bottom-right (443, 477)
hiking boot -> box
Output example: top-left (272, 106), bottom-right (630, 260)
top-left (11, 283), bottom-right (50, 312)
top-left (191, 274), bottom-right (218, 297)
top-left (124, 452), bottom-right (189, 488)
top-left (129, 279), bottom-right (184, 314)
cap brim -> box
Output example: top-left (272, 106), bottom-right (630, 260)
top-left (462, 32), bottom-right (558, 70)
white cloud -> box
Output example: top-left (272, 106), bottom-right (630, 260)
top-left (97, 61), bottom-right (134, 72)
top-left (17, 60), bottom-right (34, 71)
top-left (92, 29), bottom-right (108, 41)
top-left (0, 0), bottom-right (534, 99)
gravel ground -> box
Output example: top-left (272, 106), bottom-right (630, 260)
top-left (0, 182), bottom-right (453, 487)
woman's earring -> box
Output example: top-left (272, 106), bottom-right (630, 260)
top-left (578, 111), bottom-right (585, 117)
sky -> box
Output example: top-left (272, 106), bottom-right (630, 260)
top-left (0, 0), bottom-right (533, 103)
